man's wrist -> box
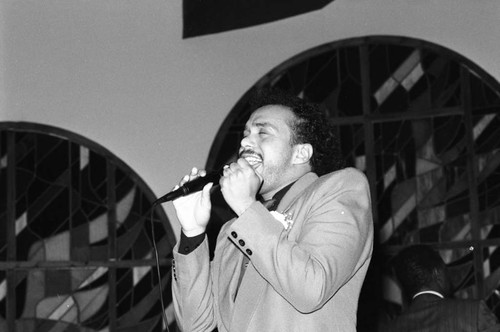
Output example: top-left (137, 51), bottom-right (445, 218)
top-left (233, 199), bottom-right (257, 216)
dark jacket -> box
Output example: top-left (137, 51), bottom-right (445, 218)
top-left (384, 293), bottom-right (500, 332)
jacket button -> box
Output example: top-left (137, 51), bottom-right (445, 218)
top-left (239, 239), bottom-right (245, 246)
top-left (231, 231), bottom-right (237, 238)
top-left (246, 249), bottom-right (252, 256)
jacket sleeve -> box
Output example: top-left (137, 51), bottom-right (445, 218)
top-left (171, 237), bottom-right (217, 332)
top-left (227, 168), bottom-right (374, 313)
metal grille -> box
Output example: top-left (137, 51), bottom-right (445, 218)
top-left (0, 123), bottom-right (176, 331)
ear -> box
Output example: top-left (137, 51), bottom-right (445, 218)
top-left (292, 143), bottom-right (313, 165)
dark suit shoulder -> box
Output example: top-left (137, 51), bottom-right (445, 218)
top-left (438, 297), bottom-right (490, 314)
top-left (442, 298), bottom-right (500, 331)
top-left (385, 297), bottom-right (500, 332)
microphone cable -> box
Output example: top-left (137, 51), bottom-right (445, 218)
top-left (150, 204), bottom-right (171, 332)
top-left (149, 165), bottom-right (228, 330)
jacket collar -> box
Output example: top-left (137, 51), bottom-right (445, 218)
top-left (277, 172), bottom-right (318, 212)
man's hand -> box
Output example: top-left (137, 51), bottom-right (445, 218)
top-left (172, 167), bottom-right (213, 237)
top-left (220, 158), bottom-right (262, 216)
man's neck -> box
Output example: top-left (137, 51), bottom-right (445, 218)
top-left (261, 177), bottom-right (301, 201)
top-left (261, 184), bottom-right (291, 201)
top-left (261, 168), bottom-right (310, 200)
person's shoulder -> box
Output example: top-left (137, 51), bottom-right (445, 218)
top-left (320, 166), bottom-right (366, 179)
top-left (302, 168), bottom-right (371, 202)
top-left (439, 297), bottom-right (486, 312)
top-left (316, 167), bottom-right (369, 189)
top-left (441, 297), bottom-right (481, 305)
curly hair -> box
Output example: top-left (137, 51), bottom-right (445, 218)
top-left (249, 88), bottom-right (345, 176)
top-left (391, 245), bottom-right (448, 302)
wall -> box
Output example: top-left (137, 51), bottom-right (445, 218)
top-left (1, 0), bottom-right (499, 237)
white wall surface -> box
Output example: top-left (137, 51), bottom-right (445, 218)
top-left (1, 0), bottom-right (499, 237)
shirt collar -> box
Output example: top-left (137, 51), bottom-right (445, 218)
top-left (260, 182), bottom-right (295, 211)
top-left (412, 290), bottom-right (444, 300)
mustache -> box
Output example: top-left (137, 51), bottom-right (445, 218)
top-left (238, 149), bottom-right (262, 159)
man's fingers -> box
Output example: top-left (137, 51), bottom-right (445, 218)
top-left (201, 183), bottom-right (214, 203)
top-left (177, 167), bottom-right (209, 187)
top-left (179, 174), bottom-right (190, 186)
top-left (237, 157), bottom-right (252, 168)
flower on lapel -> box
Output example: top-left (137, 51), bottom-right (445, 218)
top-left (270, 211), bottom-right (294, 230)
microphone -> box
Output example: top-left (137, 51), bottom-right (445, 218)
top-left (153, 166), bottom-right (224, 205)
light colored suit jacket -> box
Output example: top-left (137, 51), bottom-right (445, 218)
top-left (384, 294), bottom-right (500, 332)
top-left (172, 168), bottom-right (374, 332)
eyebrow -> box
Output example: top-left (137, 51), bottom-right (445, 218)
top-left (245, 121), bottom-right (278, 132)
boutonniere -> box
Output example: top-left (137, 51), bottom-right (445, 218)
top-left (270, 211), bottom-right (294, 230)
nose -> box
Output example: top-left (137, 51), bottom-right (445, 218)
top-left (240, 134), bottom-right (254, 149)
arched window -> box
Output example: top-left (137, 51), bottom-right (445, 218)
top-left (207, 36), bottom-right (500, 325)
top-left (0, 123), bottom-right (176, 331)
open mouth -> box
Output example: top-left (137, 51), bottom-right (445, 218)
top-left (244, 156), bottom-right (262, 167)
top-left (240, 151), bottom-right (263, 168)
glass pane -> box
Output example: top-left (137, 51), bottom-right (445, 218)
top-left (0, 126), bottom-right (174, 331)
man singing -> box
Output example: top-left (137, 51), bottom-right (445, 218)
top-left (170, 89), bottom-right (374, 331)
